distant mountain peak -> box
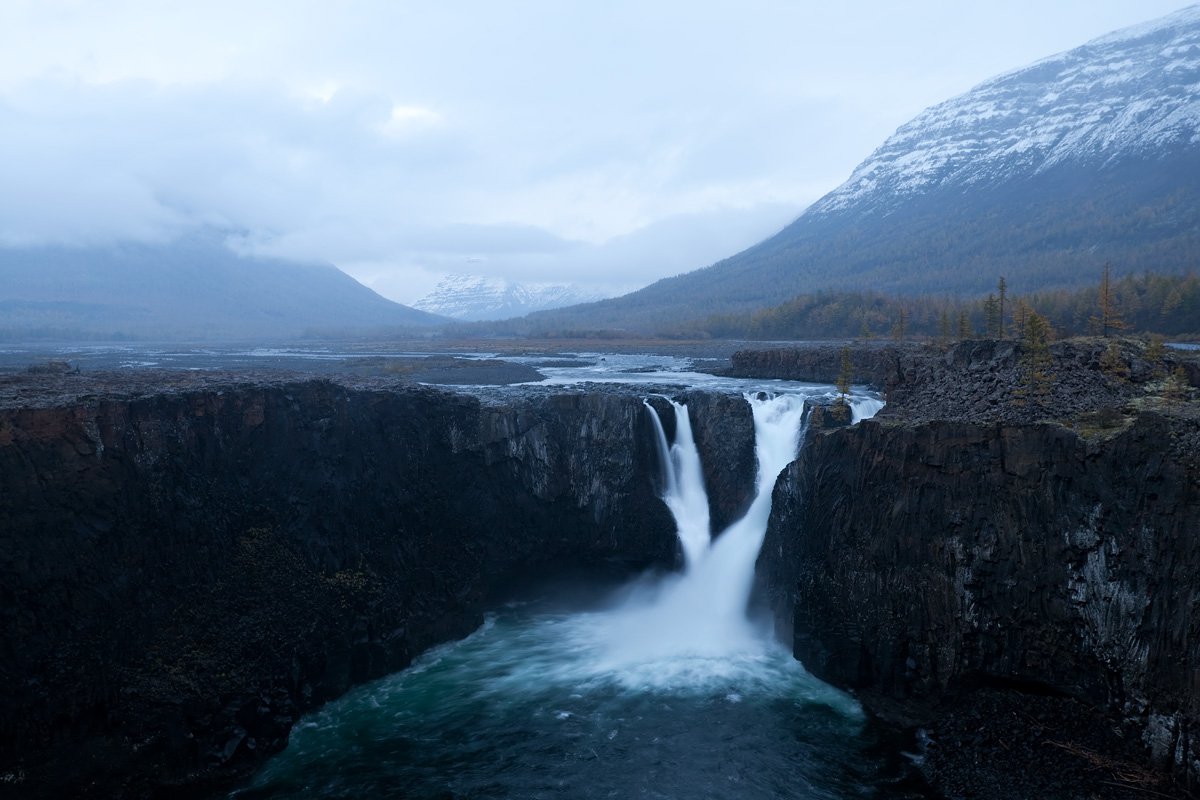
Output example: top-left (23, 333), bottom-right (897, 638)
top-left (811, 4), bottom-right (1200, 218)
top-left (521, 6), bottom-right (1200, 333)
top-left (413, 274), bottom-right (611, 321)
top-left (0, 233), bottom-right (446, 341)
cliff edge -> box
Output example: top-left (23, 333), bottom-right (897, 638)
top-left (757, 338), bottom-right (1200, 798)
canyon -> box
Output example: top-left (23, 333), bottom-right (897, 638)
top-left (1, 340), bottom-right (1198, 798)
top-left (0, 373), bottom-right (757, 797)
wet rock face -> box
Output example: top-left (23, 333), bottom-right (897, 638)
top-left (0, 381), bottom-right (687, 798)
top-left (731, 339), bottom-right (1200, 426)
top-left (761, 413), bottom-right (1200, 788)
top-left (729, 343), bottom-right (911, 389)
top-left (679, 391), bottom-right (757, 534)
top-left (642, 392), bottom-right (758, 540)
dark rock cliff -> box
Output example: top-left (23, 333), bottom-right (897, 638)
top-left (0, 378), bottom-right (752, 798)
top-left (8, 344), bottom-right (1198, 798)
top-left (731, 338), bottom-right (1200, 425)
top-left (761, 410), bottom-right (1200, 797)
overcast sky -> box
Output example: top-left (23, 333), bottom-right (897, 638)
top-left (0, 1), bottom-right (1192, 304)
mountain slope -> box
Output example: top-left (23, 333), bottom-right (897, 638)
top-left (524, 5), bottom-right (1200, 333)
top-left (413, 274), bottom-right (610, 321)
top-left (0, 231), bottom-right (446, 340)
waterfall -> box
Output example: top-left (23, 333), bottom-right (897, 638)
top-left (850, 396), bottom-right (885, 424)
top-left (604, 393), bottom-right (810, 674)
top-left (643, 399), bottom-right (711, 570)
top-left (645, 393), bottom-right (809, 585)
top-left (242, 390), bottom-right (888, 799)
top-left (700, 393), bottom-right (809, 628)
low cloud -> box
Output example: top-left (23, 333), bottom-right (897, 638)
top-left (4, 1), bottom-right (1178, 306)
top-left (0, 75), bottom-right (815, 303)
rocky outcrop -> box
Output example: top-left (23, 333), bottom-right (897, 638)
top-left (731, 338), bottom-right (1200, 425)
top-left (0, 377), bottom-right (740, 798)
top-left (762, 411), bottom-right (1200, 797)
top-left (728, 342), bottom-right (912, 389)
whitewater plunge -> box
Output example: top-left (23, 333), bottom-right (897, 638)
top-left (236, 389), bottom-right (924, 800)
top-left (596, 393), bottom-right (810, 682)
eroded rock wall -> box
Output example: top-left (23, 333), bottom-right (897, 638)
top-left (762, 413), bottom-right (1200, 782)
top-left (0, 381), bottom-right (701, 797)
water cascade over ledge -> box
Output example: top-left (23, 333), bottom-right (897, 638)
top-left (237, 388), bottom-right (910, 800)
top-left (607, 393), bottom-right (811, 677)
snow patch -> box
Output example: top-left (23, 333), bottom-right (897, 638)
top-left (413, 274), bottom-right (616, 321)
top-left (809, 7), bottom-right (1200, 218)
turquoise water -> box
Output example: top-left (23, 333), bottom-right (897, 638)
top-left (233, 393), bottom-right (917, 799)
top-left (233, 597), bottom-right (931, 800)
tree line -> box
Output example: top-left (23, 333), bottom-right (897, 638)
top-left (679, 270), bottom-right (1199, 341)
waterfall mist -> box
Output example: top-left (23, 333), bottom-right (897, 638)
top-left (237, 387), bottom-right (920, 800)
top-left (591, 393), bottom-right (809, 685)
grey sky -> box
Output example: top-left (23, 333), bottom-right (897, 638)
top-left (0, 1), bottom-right (1191, 303)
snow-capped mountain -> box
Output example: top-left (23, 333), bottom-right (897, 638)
top-left (526, 5), bottom-right (1200, 333)
top-left (413, 274), bottom-right (612, 321)
top-left (813, 4), bottom-right (1200, 217)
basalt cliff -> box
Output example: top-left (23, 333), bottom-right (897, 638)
top-left (755, 338), bottom-right (1200, 798)
top-left (0, 372), bottom-right (754, 798)
top-left (2, 339), bottom-right (1198, 800)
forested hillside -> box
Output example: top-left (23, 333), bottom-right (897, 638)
top-left (686, 271), bottom-right (1199, 341)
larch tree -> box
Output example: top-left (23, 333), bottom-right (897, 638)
top-left (957, 311), bottom-right (972, 340)
top-left (1092, 263), bottom-right (1127, 337)
top-left (1014, 307), bottom-right (1054, 406)
top-left (983, 294), bottom-right (1000, 338)
top-left (998, 276), bottom-right (1008, 339)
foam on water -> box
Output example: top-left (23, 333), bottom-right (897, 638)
top-left (609, 394), bottom-right (810, 677)
top-left (235, 387), bottom-right (901, 800)
top-left (642, 398), bottom-right (711, 570)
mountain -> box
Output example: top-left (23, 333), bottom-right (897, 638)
top-left (413, 274), bottom-right (611, 321)
top-left (0, 230), bottom-right (446, 341)
top-left (523, 5), bottom-right (1200, 334)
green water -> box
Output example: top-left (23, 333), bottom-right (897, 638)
top-left (233, 595), bottom-right (931, 800)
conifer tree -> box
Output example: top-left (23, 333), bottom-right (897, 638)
top-left (829, 346), bottom-right (853, 421)
top-left (983, 294), bottom-right (1000, 338)
top-left (998, 276), bottom-right (1008, 339)
top-left (1092, 263), bottom-right (1127, 337)
top-left (938, 311), bottom-right (951, 345)
top-left (1145, 335), bottom-right (1166, 379)
top-left (1014, 308), bottom-right (1053, 406)
top-left (957, 311), bottom-right (972, 340)
top-left (1100, 340), bottom-right (1128, 381)
top-left (836, 346), bottom-right (852, 404)
top-left (891, 308), bottom-right (907, 342)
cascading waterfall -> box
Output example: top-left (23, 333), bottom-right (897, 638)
top-left (239, 386), bottom-right (915, 800)
top-left (643, 398), bottom-right (711, 570)
top-left (850, 396), bottom-right (886, 424)
top-left (608, 393), bottom-right (810, 675)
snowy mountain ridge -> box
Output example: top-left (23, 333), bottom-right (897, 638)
top-left (494, 6), bottom-right (1200, 332)
top-left (812, 4), bottom-right (1200, 216)
top-left (413, 274), bottom-right (612, 321)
